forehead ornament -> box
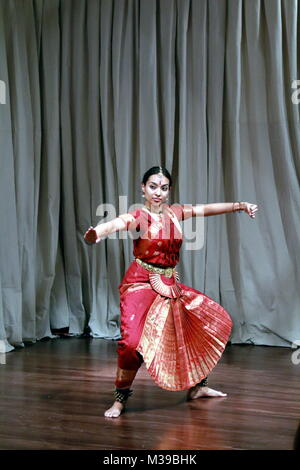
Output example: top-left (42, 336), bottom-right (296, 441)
top-left (157, 167), bottom-right (164, 180)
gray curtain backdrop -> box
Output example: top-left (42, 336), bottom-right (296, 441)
top-left (0, 0), bottom-right (299, 353)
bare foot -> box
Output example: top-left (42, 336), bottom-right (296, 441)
top-left (187, 385), bottom-right (227, 400)
top-left (104, 401), bottom-right (125, 418)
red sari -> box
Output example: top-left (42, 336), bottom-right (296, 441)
top-left (115, 204), bottom-right (232, 391)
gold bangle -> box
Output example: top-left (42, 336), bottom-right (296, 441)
top-left (232, 202), bottom-right (243, 213)
top-left (232, 202), bottom-right (239, 212)
top-left (238, 201), bottom-right (245, 212)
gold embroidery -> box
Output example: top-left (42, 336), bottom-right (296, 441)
top-left (182, 295), bottom-right (204, 310)
top-left (136, 288), bottom-right (232, 391)
top-left (149, 273), bottom-right (182, 298)
top-left (137, 296), bottom-right (170, 367)
top-left (122, 283), bottom-right (152, 293)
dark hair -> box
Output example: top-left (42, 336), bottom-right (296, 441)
top-left (142, 166), bottom-right (172, 187)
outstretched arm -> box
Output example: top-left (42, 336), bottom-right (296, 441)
top-left (84, 213), bottom-right (135, 245)
top-left (192, 202), bottom-right (258, 218)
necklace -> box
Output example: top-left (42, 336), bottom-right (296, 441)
top-left (143, 205), bottom-right (164, 217)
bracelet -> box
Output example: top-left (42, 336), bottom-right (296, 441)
top-left (232, 202), bottom-right (244, 213)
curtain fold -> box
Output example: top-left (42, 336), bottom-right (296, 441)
top-left (0, 0), bottom-right (299, 351)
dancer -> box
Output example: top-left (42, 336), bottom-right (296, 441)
top-left (84, 166), bottom-right (258, 418)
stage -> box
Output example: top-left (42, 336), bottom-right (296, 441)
top-left (0, 338), bottom-right (299, 450)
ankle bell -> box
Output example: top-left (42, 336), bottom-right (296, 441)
top-left (198, 377), bottom-right (208, 387)
top-left (114, 388), bottom-right (133, 403)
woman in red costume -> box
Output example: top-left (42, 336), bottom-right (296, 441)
top-left (84, 166), bottom-right (258, 418)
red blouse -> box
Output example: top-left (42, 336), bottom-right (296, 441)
top-left (118, 204), bottom-right (194, 268)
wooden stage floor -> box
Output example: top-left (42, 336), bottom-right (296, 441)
top-left (0, 337), bottom-right (299, 450)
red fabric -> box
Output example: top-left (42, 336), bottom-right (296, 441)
top-left (115, 205), bottom-right (233, 390)
top-left (117, 265), bottom-right (156, 370)
top-left (120, 204), bottom-right (193, 267)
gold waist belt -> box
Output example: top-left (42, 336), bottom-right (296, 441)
top-left (135, 258), bottom-right (176, 278)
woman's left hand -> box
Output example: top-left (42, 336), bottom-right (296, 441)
top-left (244, 203), bottom-right (258, 219)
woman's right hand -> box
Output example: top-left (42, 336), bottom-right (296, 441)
top-left (84, 226), bottom-right (98, 245)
